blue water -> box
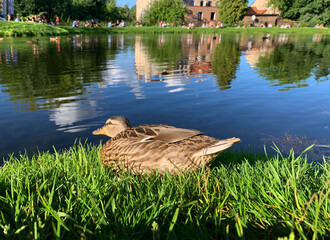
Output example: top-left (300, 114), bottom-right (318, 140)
top-left (0, 33), bottom-right (329, 162)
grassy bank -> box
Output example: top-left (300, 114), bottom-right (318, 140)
top-left (61, 25), bottom-right (330, 35)
top-left (0, 143), bottom-right (329, 239)
top-left (0, 21), bottom-right (329, 37)
top-left (0, 21), bottom-right (68, 37)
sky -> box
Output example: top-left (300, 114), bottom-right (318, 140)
top-left (117, 0), bottom-right (256, 8)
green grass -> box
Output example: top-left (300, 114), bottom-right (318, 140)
top-left (0, 143), bottom-right (329, 239)
top-left (62, 26), bottom-right (330, 35)
top-left (0, 21), bottom-right (329, 37)
top-left (0, 21), bottom-right (68, 37)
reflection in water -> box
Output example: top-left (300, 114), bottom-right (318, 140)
top-left (212, 34), bottom-right (241, 90)
top-left (0, 33), bottom-right (329, 161)
top-left (135, 34), bottom-right (221, 93)
top-left (255, 36), bottom-right (329, 90)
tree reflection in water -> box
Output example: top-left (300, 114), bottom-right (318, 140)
top-left (256, 35), bottom-right (329, 91)
top-left (0, 36), bottom-right (108, 111)
top-left (211, 34), bottom-right (241, 90)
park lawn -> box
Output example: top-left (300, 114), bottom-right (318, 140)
top-left (0, 21), bottom-right (329, 37)
top-left (0, 21), bottom-right (68, 37)
top-left (0, 143), bottom-right (329, 239)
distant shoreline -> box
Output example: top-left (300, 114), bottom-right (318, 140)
top-left (0, 21), bottom-right (329, 37)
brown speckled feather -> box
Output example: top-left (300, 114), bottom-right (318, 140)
top-left (93, 116), bottom-right (240, 174)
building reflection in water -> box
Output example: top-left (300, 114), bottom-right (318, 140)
top-left (134, 34), bottom-right (222, 93)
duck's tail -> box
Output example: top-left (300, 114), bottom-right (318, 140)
top-left (192, 137), bottom-right (240, 157)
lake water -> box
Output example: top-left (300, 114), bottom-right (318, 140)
top-left (0, 33), bottom-right (329, 162)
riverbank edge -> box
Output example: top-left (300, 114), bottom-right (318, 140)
top-left (0, 143), bottom-right (329, 239)
top-left (0, 21), bottom-right (329, 37)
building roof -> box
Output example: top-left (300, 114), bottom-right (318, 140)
top-left (246, 0), bottom-right (280, 15)
top-left (246, 6), bottom-right (267, 15)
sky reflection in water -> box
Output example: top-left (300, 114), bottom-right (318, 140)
top-left (0, 33), bottom-right (329, 162)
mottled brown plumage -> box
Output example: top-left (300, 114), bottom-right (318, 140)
top-left (93, 116), bottom-right (240, 174)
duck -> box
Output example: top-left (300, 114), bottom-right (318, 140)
top-left (26, 39), bottom-right (39, 44)
top-left (50, 37), bottom-right (60, 41)
top-left (93, 116), bottom-right (240, 174)
top-left (0, 38), bottom-right (4, 41)
top-left (262, 34), bottom-right (271, 40)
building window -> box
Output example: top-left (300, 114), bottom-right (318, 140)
top-left (197, 12), bottom-right (203, 20)
top-left (206, 1), bottom-right (212, 6)
top-left (216, 1), bottom-right (220, 7)
top-left (200, 1), bottom-right (204, 6)
top-left (211, 12), bottom-right (215, 20)
top-left (190, 0), bottom-right (195, 5)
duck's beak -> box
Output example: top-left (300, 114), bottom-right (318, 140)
top-left (92, 127), bottom-right (106, 135)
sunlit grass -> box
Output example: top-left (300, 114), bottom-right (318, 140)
top-left (0, 21), bottom-right (329, 37)
top-left (0, 143), bottom-right (329, 239)
top-left (0, 21), bottom-right (68, 37)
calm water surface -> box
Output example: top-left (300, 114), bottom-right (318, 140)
top-left (0, 33), bottom-right (329, 162)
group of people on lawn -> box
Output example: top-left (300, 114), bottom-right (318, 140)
top-left (72, 19), bottom-right (126, 28)
top-left (7, 14), bottom-right (60, 26)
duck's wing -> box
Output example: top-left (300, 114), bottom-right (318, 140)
top-left (147, 125), bottom-right (202, 143)
top-left (111, 124), bottom-right (201, 143)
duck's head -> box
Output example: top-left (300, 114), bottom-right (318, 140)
top-left (92, 116), bottom-right (131, 138)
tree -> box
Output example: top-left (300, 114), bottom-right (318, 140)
top-left (267, 0), bottom-right (295, 18)
top-left (218, 0), bottom-right (248, 24)
top-left (268, 0), bottom-right (330, 24)
top-left (143, 0), bottom-right (188, 25)
top-left (298, 0), bottom-right (330, 25)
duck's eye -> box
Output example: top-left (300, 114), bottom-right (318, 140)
top-left (105, 121), bottom-right (112, 126)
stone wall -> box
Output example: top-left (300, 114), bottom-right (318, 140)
top-left (242, 15), bottom-right (279, 27)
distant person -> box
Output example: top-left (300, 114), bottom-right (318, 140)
top-left (91, 19), bottom-right (96, 27)
top-left (42, 15), bottom-right (47, 23)
top-left (49, 21), bottom-right (55, 26)
top-left (116, 20), bottom-right (120, 27)
top-left (159, 21), bottom-right (163, 27)
top-left (15, 16), bottom-right (21, 22)
top-left (7, 14), bottom-right (12, 21)
top-left (72, 19), bottom-right (77, 27)
top-left (315, 24), bottom-right (319, 28)
top-left (119, 20), bottom-right (126, 27)
top-left (84, 20), bottom-right (90, 27)
top-left (268, 23), bottom-right (272, 28)
top-left (108, 21), bottom-right (112, 27)
top-left (56, 16), bottom-right (60, 26)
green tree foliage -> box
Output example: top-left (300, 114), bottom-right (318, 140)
top-left (211, 35), bottom-right (241, 90)
top-left (218, 0), bottom-right (248, 24)
top-left (298, 0), bottom-right (330, 25)
top-left (105, 1), bottom-right (136, 22)
top-left (267, 0), bottom-right (295, 18)
top-left (143, 0), bottom-right (188, 25)
top-left (14, 0), bottom-right (136, 23)
top-left (268, 0), bottom-right (330, 25)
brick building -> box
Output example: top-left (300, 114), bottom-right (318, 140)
top-left (184, 0), bottom-right (220, 26)
top-left (242, 0), bottom-right (280, 27)
top-left (136, 0), bottom-right (220, 25)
